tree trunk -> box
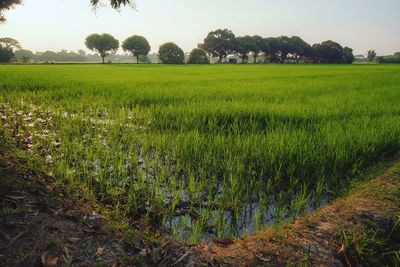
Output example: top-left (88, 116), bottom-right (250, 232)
top-left (136, 56), bottom-right (139, 64)
top-left (102, 56), bottom-right (105, 64)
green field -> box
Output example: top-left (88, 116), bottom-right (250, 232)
top-left (1, 64), bottom-right (399, 242)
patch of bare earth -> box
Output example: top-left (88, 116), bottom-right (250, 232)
top-left (195, 162), bottom-right (400, 266)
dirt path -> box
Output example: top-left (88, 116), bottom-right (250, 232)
top-left (194, 161), bottom-right (400, 266)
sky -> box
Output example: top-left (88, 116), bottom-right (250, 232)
top-left (0, 0), bottom-right (399, 55)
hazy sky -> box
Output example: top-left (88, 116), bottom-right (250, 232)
top-left (0, 0), bottom-right (399, 55)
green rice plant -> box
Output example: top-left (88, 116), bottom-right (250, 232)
top-left (290, 183), bottom-right (310, 216)
top-left (393, 251), bottom-right (400, 267)
top-left (0, 64), bottom-right (399, 241)
top-left (314, 176), bottom-right (326, 206)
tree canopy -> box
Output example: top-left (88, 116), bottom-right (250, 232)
top-left (262, 37), bottom-right (278, 62)
top-left (85, 33), bottom-right (119, 63)
top-left (0, 37), bottom-right (21, 63)
top-left (0, 0), bottom-right (134, 22)
top-left (187, 48), bottom-right (209, 64)
top-left (0, 44), bottom-right (14, 62)
top-left (235, 36), bottom-right (256, 63)
top-left (14, 49), bottom-right (33, 62)
top-left (197, 30), bottom-right (354, 64)
top-left (264, 36), bottom-right (309, 63)
top-left (122, 35), bottom-right (151, 64)
top-left (274, 36), bottom-right (292, 63)
top-left (312, 40), bottom-right (344, 63)
top-left (343, 47), bottom-right (355, 64)
top-left (377, 52), bottom-right (400, 64)
top-left (0, 0), bottom-right (21, 22)
top-left (0, 37), bottom-right (21, 50)
top-left (200, 29), bottom-right (236, 63)
top-left (250, 35), bottom-right (265, 63)
top-left (288, 36), bottom-right (312, 61)
top-left (90, 0), bottom-right (134, 9)
top-left (158, 42), bottom-right (185, 64)
top-left (367, 50), bottom-right (377, 62)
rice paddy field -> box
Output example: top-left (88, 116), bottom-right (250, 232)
top-left (1, 64), bottom-right (399, 243)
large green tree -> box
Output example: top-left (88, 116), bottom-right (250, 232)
top-left (0, 0), bottom-right (133, 22)
top-left (263, 37), bottom-right (279, 63)
top-left (158, 42), bottom-right (185, 64)
top-left (367, 50), bottom-right (377, 62)
top-left (85, 33), bottom-right (119, 63)
top-left (262, 36), bottom-right (311, 63)
top-left (187, 48), bottom-right (209, 64)
top-left (0, 44), bottom-right (14, 62)
top-left (0, 37), bottom-right (21, 50)
top-left (288, 36), bottom-right (311, 62)
top-left (14, 49), bottom-right (34, 63)
top-left (312, 40), bottom-right (344, 63)
top-left (122, 35), bottom-right (151, 64)
top-left (235, 36), bottom-right (256, 63)
top-left (275, 36), bottom-right (292, 63)
top-left (0, 37), bottom-right (21, 63)
top-left (250, 35), bottom-right (265, 63)
top-left (200, 29), bottom-right (236, 63)
top-left (343, 47), bottom-right (355, 64)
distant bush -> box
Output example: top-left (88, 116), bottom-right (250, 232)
top-left (187, 48), bottom-right (209, 64)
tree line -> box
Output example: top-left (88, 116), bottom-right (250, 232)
top-left (0, 2), bottom-right (395, 65)
top-left (200, 29), bottom-right (355, 64)
top-left (82, 29), bottom-right (356, 64)
top-left (84, 33), bottom-right (189, 64)
top-left (14, 49), bottom-right (88, 63)
top-left (3, 31), bottom-right (398, 65)
top-left (378, 52), bottom-right (400, 64)
top-left (0, 1), bottom-right (354, 64)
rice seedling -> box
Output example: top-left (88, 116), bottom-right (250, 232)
top-left (0, 64), bottom-right (399, 241)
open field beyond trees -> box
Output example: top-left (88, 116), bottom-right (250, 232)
top-left (1, 64), bottom-right (400, 244)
